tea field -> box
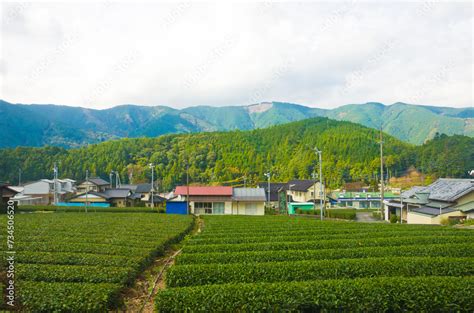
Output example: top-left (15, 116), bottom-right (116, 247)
top-left (157, 216), bottom-right (474, 312)
top-left (0, 213), bottom-right (193, 312)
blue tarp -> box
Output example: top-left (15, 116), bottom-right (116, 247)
top-left (166, 201), bottom-right (188, 214)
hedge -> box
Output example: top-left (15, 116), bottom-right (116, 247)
top-left (17, 281), bottom-right (123, 312)
top-left (167, 256), bottom-right (474, 287)
top-left (156, 276), bottom-right (474, 312)
top-left (16, 205), bottom-right (163, 213)
top-left (182, 235), bottom-right (468, 254)
top-left (176, 242), bottom-right (474, 265)
top-left (295, 208), bottom-right (357, 220)
top-left (186, 229), bottom-right (473, 246)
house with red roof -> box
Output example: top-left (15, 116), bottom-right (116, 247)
top-left (174, 186), bottom-right (265, 215)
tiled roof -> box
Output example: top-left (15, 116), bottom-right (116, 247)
top-left (454, 201), bottom-right (474, 212)
top-left (135, 183), bottom-right (152, 193)
top-left (103, 188), bottom-right (131, 198)
top-left (233, 188), bottom-right (266, 201)
top-left (288, 180), bottom-right (316, 191)
top-left (401, 186), bottom-right (429, 198)
top-left (427, 179), bottom-right (473, 202)
top-left (411, 206), bottom-right (457, 217)
top-left (87, 178), bottom-right (110, 186)
top-left (174, 186), bottom-right (233, 196)
top-left (257, 182), bottom-right (287, 201)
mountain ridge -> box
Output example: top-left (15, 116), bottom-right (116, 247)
top-left (0, 99), bottom-right (472, 148)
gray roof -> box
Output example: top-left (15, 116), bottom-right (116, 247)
top-left (257, 182), bottom-right (287, 201)
top-left (120, 183), bottom-right (151, 193)
top-left (288, 180), bottom-right (317, 192)
top-left (103, 188), bottom-right (131, 199)
top-left (120, 184), bottom-right (138, 191)
top-left (401, 186), bottom-right (429, 198)
top-left (135, 183), bottom-right (152, 193)
top-left (427, 179), bottom-right (473, 202)
top-left (233, 188), bottom-right (266, 201)
top-left (411, 206), bottom-right (457, 217)
top-left (88, 177), bottom-right (110, 186)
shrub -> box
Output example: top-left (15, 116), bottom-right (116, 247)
top-left (156, 277), bottom-right (474, 312)
top-left (390, 214), bottom-right (399, 223)
top-left (167, 257), bottom-right (474, 287)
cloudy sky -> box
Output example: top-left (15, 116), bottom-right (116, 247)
top-left (1, 1), bottom-right (472, 109)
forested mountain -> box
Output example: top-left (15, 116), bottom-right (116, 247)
top-left (1, 117), bottom-right (472, 191)
top-left (1, 100), bottom-right (471, 148)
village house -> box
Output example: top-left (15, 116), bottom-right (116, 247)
top-left (285, 180), bottom-right (324, 203)
top-left (258, 182), bottom-right (287, 210)
top-left (174, 186), bottom-right (233, 215)
top-left (173, 186), bottom-right (266, 215)
top-left (0, 182), bottom-right (19, 212)
top-left (384, 178), bottom-right (474, 224)
top-left (13, 179), bottom-right (76, 205)
top-left (231, 188), bottom-right (266, 215)
top-left (76, 177), bottom-right (109, 193)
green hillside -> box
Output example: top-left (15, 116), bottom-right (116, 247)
top-left (1, 100), bottom-right (471, 148)
top-left (0, 117), bottom-right (471, 190)
top-left (325, 102), bottom-right (473, 144)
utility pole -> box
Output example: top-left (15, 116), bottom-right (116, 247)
top-left (243, 175), bottom-right (247, 188)
top-left (18, 168), bottom-right (22, 186)
top-left (186, 160), bottom-right (190, 214)
top-left (109, 172), bottom-right (113, 189)
top-left (400, 191), bottom-right (403, 224)
top-left (380, 127), bottom-right (385, 220)
top-left (312, 171), bottom-right (317, 215)
top-left (149, 163), bottom-right (155, 208)
top-left (264, 172), bottom-right (271, 209)
top-left (53, 163), bottom-right (58, 205)
top-left (85, 170), bottom-right (89, 213)
top-left (314, 147), bottom-right (323, 221)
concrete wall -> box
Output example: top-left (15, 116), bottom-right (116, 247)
top-left (407, 212), bottom-right (434, 224)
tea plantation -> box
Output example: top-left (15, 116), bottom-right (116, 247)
top-left (157, 216), bottom-right (474, 312)
top-left (0, 213), bottom-right (193, 312)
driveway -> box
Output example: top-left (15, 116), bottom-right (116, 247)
top-left (356, 212), bottom-right (384, 223)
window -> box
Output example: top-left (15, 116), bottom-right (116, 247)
top-left (194, 202), bottom-right (224, 215)
top-left (213, 202), bottom-right (225, 214)
top-left (195, 202), bottom-right (212, 214)
top-left (245, 203), bottom-right (258, 215)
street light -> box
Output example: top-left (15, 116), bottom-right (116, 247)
top-left (149, 163), bottom-right (155, 208)
top-left (264, 172), bottom-right (271, 209)
top-left (314, 147), bottom-right (323, 221)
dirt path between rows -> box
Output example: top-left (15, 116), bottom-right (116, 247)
top-left (121, 217), bottom-right (202, 313)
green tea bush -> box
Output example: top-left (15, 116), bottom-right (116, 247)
top-left (157, 276), bottom-right (474, 312)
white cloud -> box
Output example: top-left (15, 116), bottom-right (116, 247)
top-left (1, 1), bottom-right (472, 109)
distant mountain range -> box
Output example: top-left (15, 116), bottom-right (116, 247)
top-left (0, 100), bottom-right (472, 148)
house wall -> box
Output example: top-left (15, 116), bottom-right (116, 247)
top-left (457, 192), bottom-right (474, 206)
top-left (407, 210), bottom-right (466, 224)
top-left (407, 212), bottom-right (434, 224)
top-left (190, 200), bottom-right (232, 215)
top-left (466, 211), bottom-right (474, 219)
top-left (432, 211), bottom-right (466, 224)
top-left (231, 201), bottom-right (265, 215)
